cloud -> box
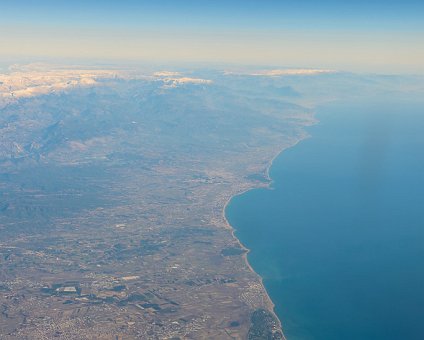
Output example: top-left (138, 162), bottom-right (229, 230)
top-left (161, 77), bottom-right (212, 88)
top-left (0, 64), bottom-right (122, 106)
top-left (152, 70), bottom-right (212, 88)
top-left (224, 68), bottom-right (337, 77)
top-left (153, 71), bottom-right (182, 77)
top-left (0, 64), bottom-right (213, 105)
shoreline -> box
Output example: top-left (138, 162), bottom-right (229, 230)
top-left (221, 132), bottom-right (312, 339)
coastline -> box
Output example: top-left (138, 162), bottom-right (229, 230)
top-left (221, 130), bottom-right (312, 339)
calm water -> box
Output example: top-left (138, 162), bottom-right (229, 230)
top-left (226, 99), bottom-right (424, 339)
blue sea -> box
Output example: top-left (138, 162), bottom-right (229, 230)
top-left (226, 98), bottom-right (424, 339)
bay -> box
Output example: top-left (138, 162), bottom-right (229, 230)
top-left (226, 98), bottom-right (424, 339)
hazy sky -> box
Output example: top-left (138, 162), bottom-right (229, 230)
top-left (1, 0), bottom-right (423, 73)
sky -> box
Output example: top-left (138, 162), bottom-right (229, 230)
top-left (1, 0), bottom-right (423, 73)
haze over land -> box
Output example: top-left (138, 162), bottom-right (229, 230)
top-left (0, 62), bottom-right (423, 338)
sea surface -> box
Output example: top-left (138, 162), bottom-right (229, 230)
top-left (226, 98), bottom-right (424, 339)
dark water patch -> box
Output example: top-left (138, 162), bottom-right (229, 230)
top-left (221, 246), bottom-right (246, 256)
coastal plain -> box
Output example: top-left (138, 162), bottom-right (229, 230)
top-left (0, 65), bottom-right (315, 339)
